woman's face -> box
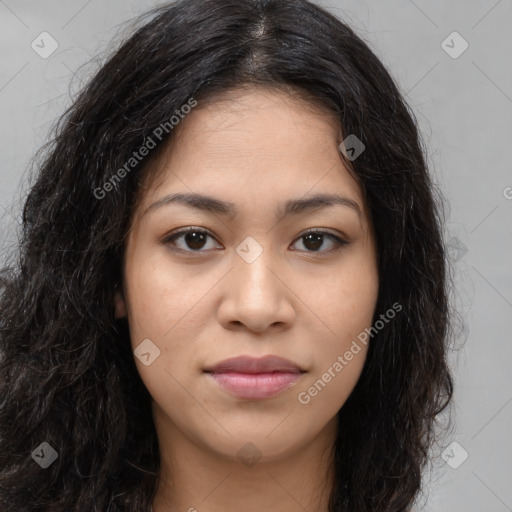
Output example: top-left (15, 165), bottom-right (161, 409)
top-left (116, 86), bottom-right (379, 464)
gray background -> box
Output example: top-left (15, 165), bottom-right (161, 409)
top-left (1, 1), bottom-right (511, 510)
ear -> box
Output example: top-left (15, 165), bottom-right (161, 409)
top-left (113, 288), bottom-right (128, 319)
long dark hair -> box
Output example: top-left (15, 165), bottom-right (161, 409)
top-left (0, 0), bottom-right (456, 510)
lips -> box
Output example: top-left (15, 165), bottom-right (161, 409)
top-left (204, 355), bottom-right (305, 400)
top-left (204, 355), bottom-right (304, 374)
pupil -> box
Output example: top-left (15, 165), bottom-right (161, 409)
top-left (186, 232), bottom-right (206, 250)
top-left (304, 233), bottom-right (322, 251)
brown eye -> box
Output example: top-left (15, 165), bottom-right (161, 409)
top-left (303, 233), bottom-right (324, 251)
top-left (163, 228), bottom-right (221, 252)
top-left (291, 230), bottom-right (349, 253)
top-left (162, 227), bottom-right (348, 255)
top-left (182, 231), bottom-right (207, 250)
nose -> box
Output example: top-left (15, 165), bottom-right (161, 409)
top-left (217, 244), bottom-right (296, 333)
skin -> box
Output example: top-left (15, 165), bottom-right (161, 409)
top-left (114, 86), bottom-right (379, 512)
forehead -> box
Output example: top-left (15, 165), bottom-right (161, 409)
top-left (144, 87), bottom-right (349, 173)
top-left (179, 86), bottom-right (341, 155)
top-left (134, 86), bottom-right (368, 223)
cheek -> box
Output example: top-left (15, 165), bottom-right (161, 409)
top-left (297, 350), bottom-right (367, 418)
top-left (299, 254), bottom-right (378, 344)
top-left (122, 252), bottom-right (205, 401)
top-left (293, 251), bottom-right (378, 405)
top-left (124, 250), bottom-right (207, 340)
top-left (295, 277), bottom-right (375, 414)
top-left (123, 249), bottom-right (222, 391)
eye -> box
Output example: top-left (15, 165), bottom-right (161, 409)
top-left (290, 229), bottom-right (349, 254)
top-left (161, 227), bottom-right (349, 254)
top-left (162, 227), bottom-right (221, 252)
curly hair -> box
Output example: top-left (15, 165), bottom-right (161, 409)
top-left (0, 0), bottom-right (455, 510)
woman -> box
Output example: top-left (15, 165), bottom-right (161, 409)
top-left (0, 0), bottom-right (454, 511)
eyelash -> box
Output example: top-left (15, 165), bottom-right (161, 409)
top-left (161, 227), bottom-right (349, 255)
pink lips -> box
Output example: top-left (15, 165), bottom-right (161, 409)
top-left (204, 355), bottom-right (304, 400)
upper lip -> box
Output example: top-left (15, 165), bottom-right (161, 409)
top-left (204, 355), bottom-right (304, 374)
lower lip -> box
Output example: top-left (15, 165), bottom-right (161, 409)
top-left (208, 371), bottom-right (302, 399)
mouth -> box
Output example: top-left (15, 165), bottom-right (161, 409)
top-left (203, 355), bottom-right (306, 400)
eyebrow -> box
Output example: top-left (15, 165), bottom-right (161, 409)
top-left (144, 192), bottom-right (362, 222)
